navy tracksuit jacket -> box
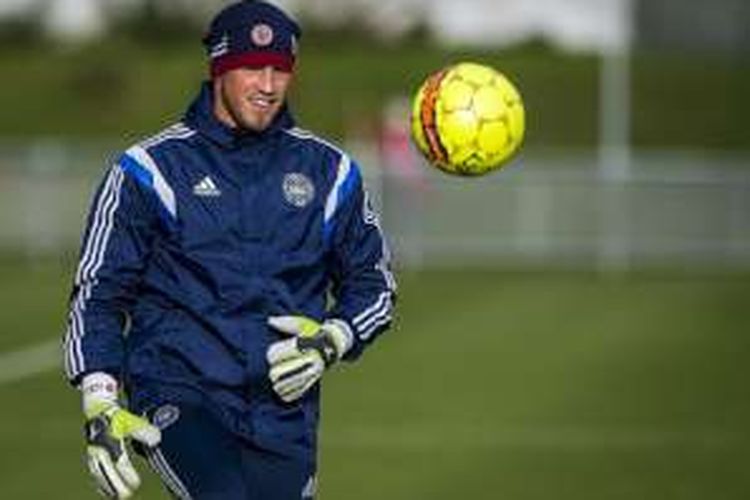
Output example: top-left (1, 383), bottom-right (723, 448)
top-left (63, 82), bottom-right (396, 458)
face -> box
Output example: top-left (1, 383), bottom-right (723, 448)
top-left (213, 65), bottom-right (293, 132)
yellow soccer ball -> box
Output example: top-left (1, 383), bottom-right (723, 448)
top-left (411, 62), bottom-right (525, 176)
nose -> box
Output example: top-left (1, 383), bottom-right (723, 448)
top-left (258, 66), bottom-right (275, 93)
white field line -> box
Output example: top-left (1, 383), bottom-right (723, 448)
top-left (0, 339), bottom-right (60, 384)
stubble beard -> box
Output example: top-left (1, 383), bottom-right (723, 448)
top-left (220, 85), bottom-right (278, 133)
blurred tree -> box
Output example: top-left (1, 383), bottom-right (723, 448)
top-left (636, 0), bottom-right (750, 55)
top-left (106, 0), bottom-right (205, 45)
top-left (0, 4), bottom-right (45, 48)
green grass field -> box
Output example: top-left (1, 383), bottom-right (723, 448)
top-left (1, 259), bottom-right (749, 499)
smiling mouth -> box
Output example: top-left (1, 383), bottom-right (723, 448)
top-left (248, 95), bottom-right (277, 109)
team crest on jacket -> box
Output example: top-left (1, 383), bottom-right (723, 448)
top-left (282, 173), bottom-right (315, 208)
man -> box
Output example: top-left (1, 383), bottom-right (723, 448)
top-left (62, 1), bottom-right (397, 498)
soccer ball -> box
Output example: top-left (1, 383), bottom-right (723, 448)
top-left (410, 62), bottom-right (525, 176)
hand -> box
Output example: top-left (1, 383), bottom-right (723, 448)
top-left (82, 373), bottom-right (161, 499)
top-left (266, 316), bottom-right (352, 402)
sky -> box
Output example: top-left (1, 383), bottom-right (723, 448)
top-left (0, 0), bottom-right (633, 50)
top-left (0, 0), bottom-right (34, 16)
top-left (0, 0), bottom-right (106, 38)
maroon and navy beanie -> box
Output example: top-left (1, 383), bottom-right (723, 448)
top-left (202, 0), bottom-right (301, 78)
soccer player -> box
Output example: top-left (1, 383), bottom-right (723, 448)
top-left (62, 1), bottom-right (396, 498)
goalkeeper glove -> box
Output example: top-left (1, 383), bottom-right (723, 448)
top-left (81, 372), bottom-right (161, 499)
top-left (266, 316), bottom-right (353, 402)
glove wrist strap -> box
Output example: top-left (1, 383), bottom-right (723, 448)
top-left (323, 319), bottom-right (353, 358)
top-left (81, 372), bottom-right (119, 419)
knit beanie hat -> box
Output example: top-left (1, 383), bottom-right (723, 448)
top-left (202, 0), bottom-right (301, 78)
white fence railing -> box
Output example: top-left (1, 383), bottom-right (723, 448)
top-left (1, 140), bottom-right (749, 271)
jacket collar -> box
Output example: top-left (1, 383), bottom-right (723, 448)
top-left (183, 81), bottom-right (295, 148)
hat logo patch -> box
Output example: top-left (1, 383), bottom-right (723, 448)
top-left (251, 23), bottom-right (274, 47)
top-left (283, 173), bottom-right (315, 208)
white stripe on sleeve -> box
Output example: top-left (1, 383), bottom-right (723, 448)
top-left (64, 166), bottom-right (124, 380)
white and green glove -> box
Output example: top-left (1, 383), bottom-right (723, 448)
top-left (266, 316), bottom-right (353, 402)
top-left (81, 372), bottom-right (161, 499)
